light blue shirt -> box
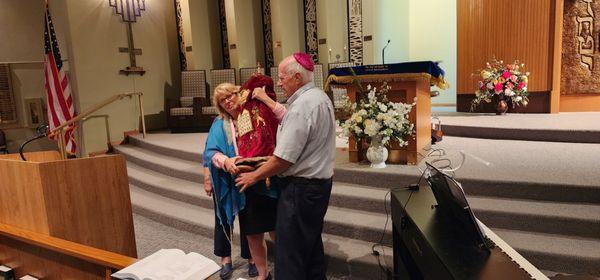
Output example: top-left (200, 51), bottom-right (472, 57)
top-left (274, 82), bottom-right (336, 179)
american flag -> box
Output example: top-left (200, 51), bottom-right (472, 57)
top-left (44, 3), bottom-right (76, 154)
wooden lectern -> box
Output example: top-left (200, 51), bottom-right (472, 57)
top-left (327, 62), bottom-right (448, 165)
top-left (0, 151), bottom-right (137, 279)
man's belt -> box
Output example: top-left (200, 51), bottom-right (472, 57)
top-left (277, 176), bottom-right (332, 185)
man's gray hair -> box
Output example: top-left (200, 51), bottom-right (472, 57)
top-left (285, 58), bottom-right (314, 84)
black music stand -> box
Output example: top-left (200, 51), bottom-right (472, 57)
top-left (425, 162), bottom-right (491, 250)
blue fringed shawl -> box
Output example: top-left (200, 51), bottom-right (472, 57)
top-left (203, 118), bottom-right (245, 227)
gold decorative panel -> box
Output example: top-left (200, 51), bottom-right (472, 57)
top-left (561, 0), bottom-right (600, 95)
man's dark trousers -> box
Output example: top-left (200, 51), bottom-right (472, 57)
top-left (275, 177), bottom-right (333, 280)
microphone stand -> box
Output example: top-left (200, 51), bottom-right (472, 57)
top-left (19, 124), bottom-right (49, 161)
top-left (382, 39), bottom-right (391, 64)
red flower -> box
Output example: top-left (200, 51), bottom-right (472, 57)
top-left (494, 82), bottom-right (503, 93)
top-left (502, 70), bottom-right (511, 79)
top-left (518, 82), bottom-right (526, 90)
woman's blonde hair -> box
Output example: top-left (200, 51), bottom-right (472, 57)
top-left (212, 83), bottom-right (240, 120)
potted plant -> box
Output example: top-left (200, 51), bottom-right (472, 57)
top-left (471, 59), bottom-right (530, 114)
top-left (338, 83), bottom-right (414, 168)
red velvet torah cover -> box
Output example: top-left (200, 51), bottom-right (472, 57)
top-left (236, 74), bottom-right (279, 158)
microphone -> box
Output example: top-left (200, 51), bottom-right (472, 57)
top-left (382, 39), bottom-right (391, 64)
top-left (19, 123), bottom-right (50, 161)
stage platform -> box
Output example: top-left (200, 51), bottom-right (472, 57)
top-left (437, 112), bottom-right (600, 143)
top-left (129, 127), bottom-right (600, 192)
top-left (116, 114), bottom-right (600, 277)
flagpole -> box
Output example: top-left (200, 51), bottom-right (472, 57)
top-left (44, 0), bottom-right (53, 57)
top-left (44, 0), bottom-right (67, 157)
top-left (44, 0), bottom-right (73, 158)
top-left (57, 129), bottom-right (66, 159)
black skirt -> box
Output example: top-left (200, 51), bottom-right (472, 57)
top-left (239, 181), bottom-right (278, 235)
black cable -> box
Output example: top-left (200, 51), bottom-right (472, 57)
top-left (371, 190), bottom-right (391, 279)
top-left (372, 165), bottom-right (431, 279)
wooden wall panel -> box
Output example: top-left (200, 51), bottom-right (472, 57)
top-left (0, 236), bottom-right (108, 280)
top-left (39, 155), bottom-right (137, 258)
top-left (560, 94), bottom-right (600, 111)
top-left (0, 151), bottom-right (61, 162)
top-left (458, 0), bottom-right (555, 94)
top-left (0, 160), bottom-right (49, 234)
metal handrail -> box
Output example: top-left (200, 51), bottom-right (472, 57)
top-left (81, 115), bottom-right (112, 152)
top-left (51, 92), bottom-right (146, 159)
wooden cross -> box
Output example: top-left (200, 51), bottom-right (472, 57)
top-left (119, 21), bottom-right (145, 76)
top-left (109, 0), bottom-right (146, 75)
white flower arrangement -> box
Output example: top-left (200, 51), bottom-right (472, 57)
top-left (338, 83), bottom-right (415, 147)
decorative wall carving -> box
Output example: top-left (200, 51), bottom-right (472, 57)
top-left (348, 0), bottom-right (363, 65)
top-left (303, 0), bottom-right (318, 62)
top-left (218, 0), bottom-right (231, 69)
top-left (577, 0), bottom-right (595, 70)
top-left (562, 0), bottom-right (600, 95)
top-left (0, 64), bottom-right (17, 124)
top-left (262, 0), bottom-right (274, 68)
top-left (174, 0), bottom-right (187, 71)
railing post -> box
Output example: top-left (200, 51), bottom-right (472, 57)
top-left (138, 94), bottom-right (147, 138)
top-left (104, 116), bottom-right (111, 145)
top-left (57, 129), bottom-right (66, 160)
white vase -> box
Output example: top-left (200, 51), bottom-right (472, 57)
top-left (366, 135), bottom-right (388, 168)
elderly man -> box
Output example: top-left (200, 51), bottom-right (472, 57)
top-left (236, 52), bottom-right (336, 279)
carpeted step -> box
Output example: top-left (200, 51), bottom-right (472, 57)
top-left (127, 162), bottom-right (211, 209)
top-left (437, 112), bottom-right (600, 144)
top-left (127, 160), bottom-right (390, 215)
top-left (127, 162), bottom-right (393, 244)
top-left (122, 134), bottom-right (600, 204)
top-left (120, 140), bottom-right (600, 205)
top-left (470, 196), bottom-right (600, 239)
top-left (493, 228), bottom-right (600, 276)
top-left (122, 148), bottom-right (597, 240)
top-left (442, 125), bottom-right (600, 144)
top-left (129, 185), bottom-right (393, 278)
top-left (129, 184), bottom-right (391, 247)
top-left (333, 165), bottom-right (600, 205)
top-left (128, 134), bottom-right (203, 163)
top-left (115, 145), bottom-right (203, 182)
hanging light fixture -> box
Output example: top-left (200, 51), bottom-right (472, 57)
top-left (108, 0), bottom-right (146, 22)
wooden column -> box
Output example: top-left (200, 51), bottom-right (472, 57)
top-left (550, 0), bottom-right (564, 113)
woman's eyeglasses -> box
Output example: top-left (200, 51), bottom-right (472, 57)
top-left (219, 93), bottom-right (236, 104)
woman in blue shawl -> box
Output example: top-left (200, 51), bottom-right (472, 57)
top-left (203, 83), bottom-right (254, 279)
top-left (204, 81), bottom-right (285, 280)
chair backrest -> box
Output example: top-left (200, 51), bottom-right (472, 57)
top-left (239, 67), bottom-right (265, 85)
top-left (313, 64), bottom-right (324, 90)
top-left (210, 69), bottom-right (236, 89)
top-left (331, 86), bottom-right (348, 109)
top-left (181, 70), bottom-right (207, 98)
top-left (328, 62), bottom-right (356, 72)
top-left (0, 129), bottom-right (6, 148)
top-left (270, 67), bottom-right (284, 94)
top-left (270, 65), bottom-right (324, 91)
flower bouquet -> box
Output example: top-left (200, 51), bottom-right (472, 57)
top-left (338, 83), bottom-right (414, 168)
top-left (471, 59), bottom-right (530, 114)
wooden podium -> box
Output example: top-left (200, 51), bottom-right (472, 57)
top-left (327, 62), bottom-right (448, 165)
top-left (0, 151), bottom-right (137, 279)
